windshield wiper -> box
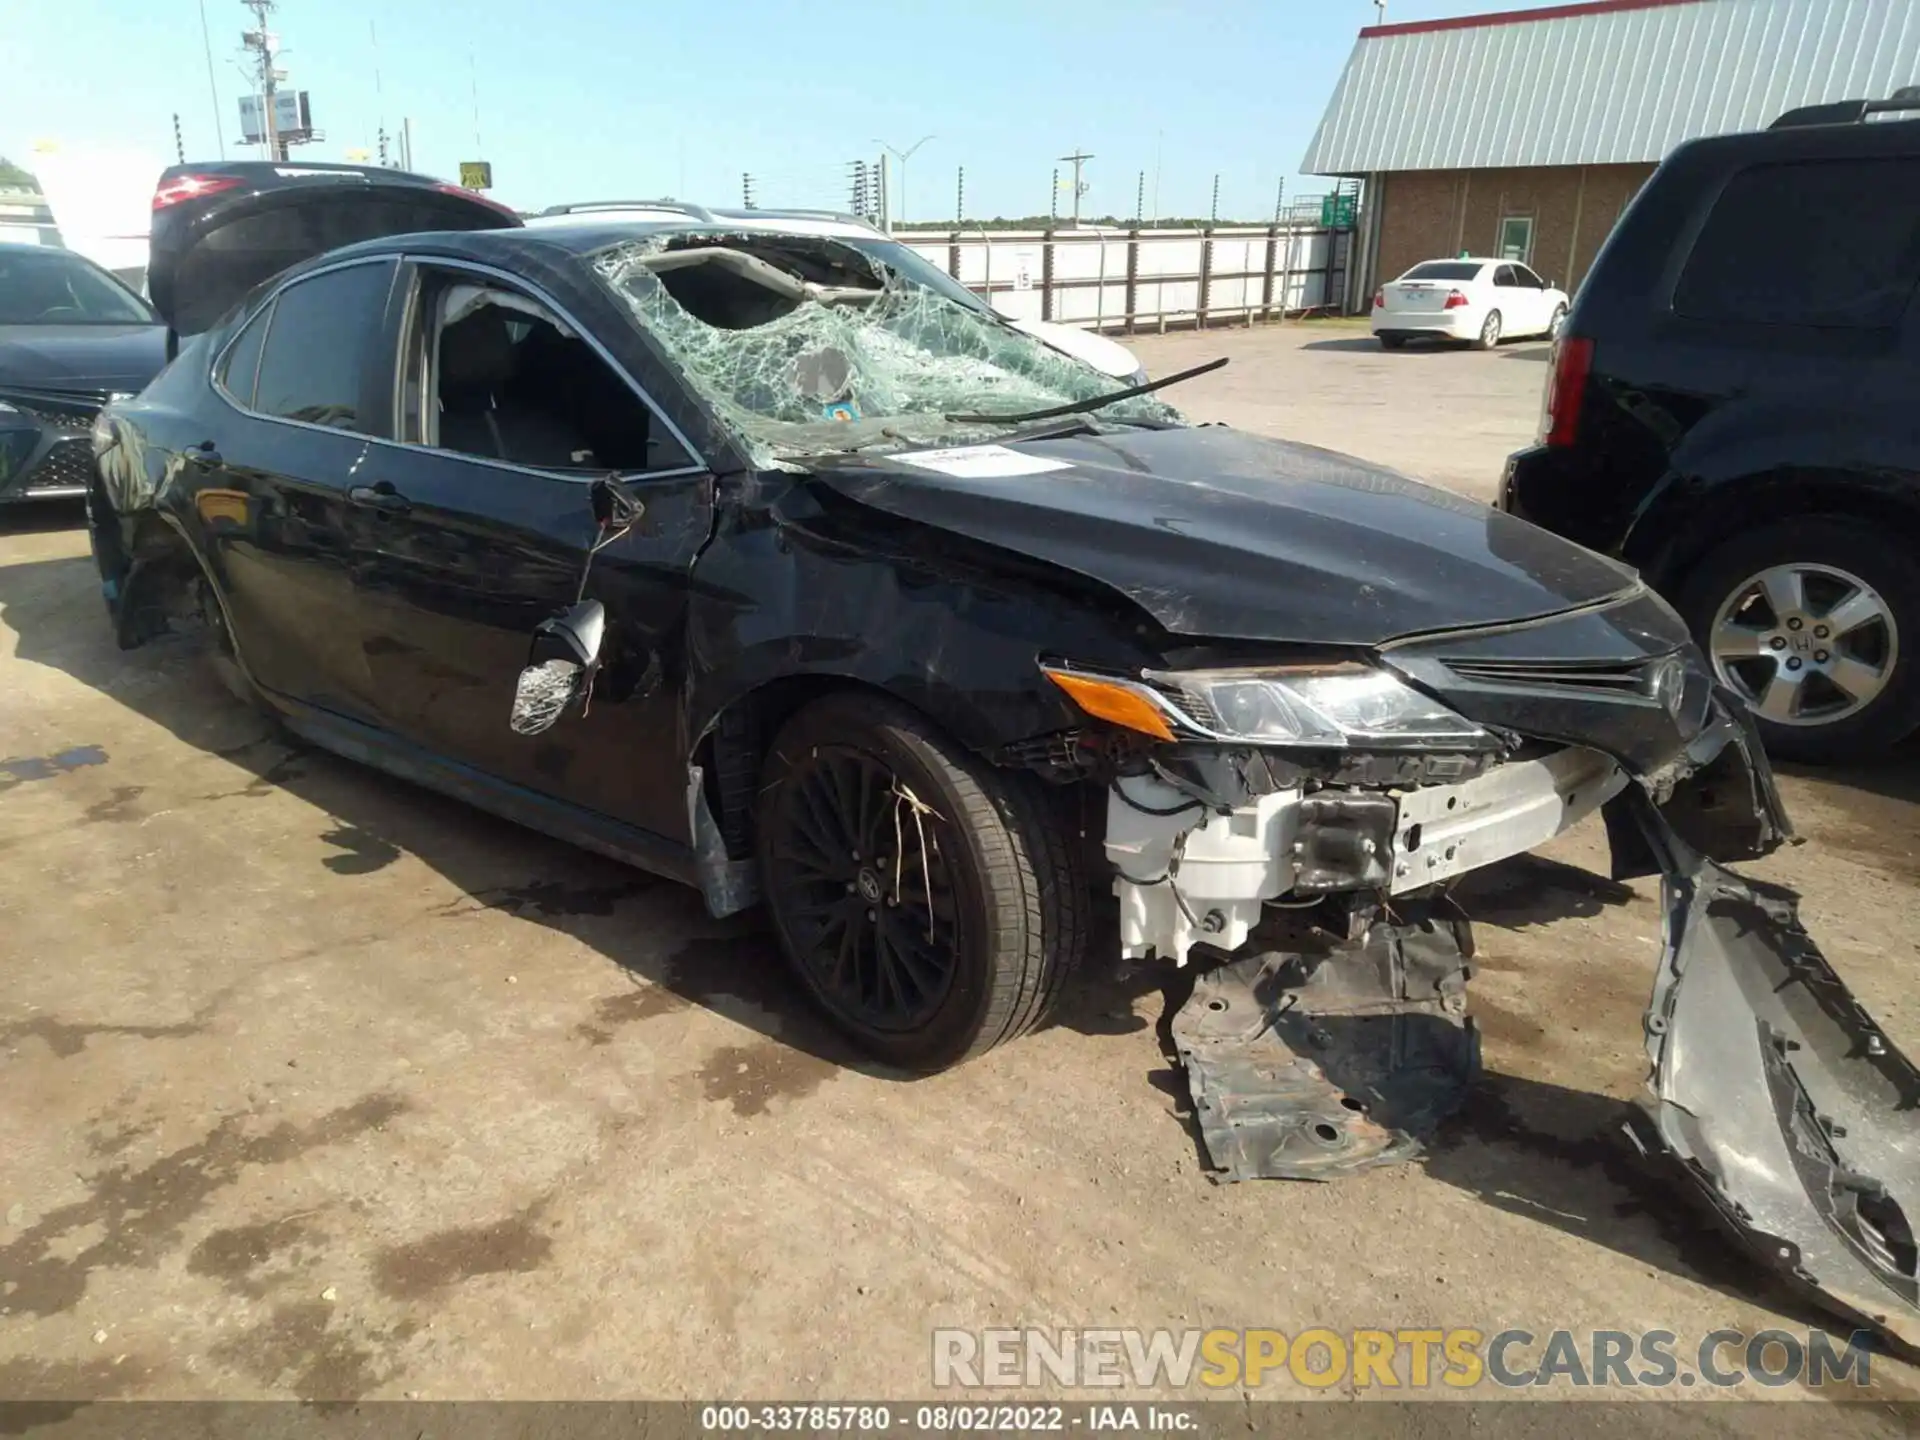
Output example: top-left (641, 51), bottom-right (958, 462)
top-left (945, 355), bottom-right (1228, 426)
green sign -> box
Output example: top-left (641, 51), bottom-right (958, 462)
top-left (1320, 193), bottom-right (1357, 228)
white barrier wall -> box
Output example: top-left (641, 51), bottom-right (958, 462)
top-left (900, 224), bottom-right (1350, 333)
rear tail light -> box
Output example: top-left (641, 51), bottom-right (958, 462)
top-left (1443, 289), bottom-right (1469, 310)
top-left (152, 173), bottom-right (243, 210)
top-left (432, 182), bottom-right (521, 222)
top-left (1539, 335), bottom-right (1594, 448)
top-left (1372, 289), bottom-right (1385, 309)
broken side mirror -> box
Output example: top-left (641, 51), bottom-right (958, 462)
top-left (509, 599), bottom-right (607, 736)
top-left (592, 475), bottom-right (643, 530)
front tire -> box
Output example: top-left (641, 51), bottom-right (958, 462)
top-left (1676, 518), bottom-right (1920, 763)
top-left (1474, 310), bottom-right (1503, 350)
top-left (755, 693), bottom-right (1088, 1071)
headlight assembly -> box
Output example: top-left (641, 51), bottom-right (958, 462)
top-left (1042, 662), bottom-right (1491, 749)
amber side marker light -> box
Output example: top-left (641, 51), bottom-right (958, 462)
top-left (1042, 668), bottom-right (1178, 742)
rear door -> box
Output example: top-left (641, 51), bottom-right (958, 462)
top-left (1496, 263), bottom-right (1549, 334)
top-left (345, 258), bottom-right (715, 844)
top-left (198, 256), bottom-right (403, 716)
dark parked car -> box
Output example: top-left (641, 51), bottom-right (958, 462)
top-left (90, 163), bottom-right (1917, 1345)
top-left (1503, 90), bottom-right (1920, 764)
top-left (0, 242), bottom-right (165, 503)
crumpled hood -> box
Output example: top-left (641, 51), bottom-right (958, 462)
top-left (0, 323), bottom-right (167, 394)
top-left (808, 426), bottom-right (1639, 646)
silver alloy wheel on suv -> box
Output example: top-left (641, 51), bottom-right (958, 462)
top-left (1707, 562), bottom-right (1898, 726)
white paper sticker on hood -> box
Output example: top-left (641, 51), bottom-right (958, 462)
top-left (895, 445), bottom-right (1073, 479)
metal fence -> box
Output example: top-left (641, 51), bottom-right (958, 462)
top-left (0, 206), bottom-right (1357, 327)
top-left (898, 222), bottom-right (1358, 335)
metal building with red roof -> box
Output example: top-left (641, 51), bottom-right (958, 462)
top-left (1304, 0), bottom-right (1919, 303)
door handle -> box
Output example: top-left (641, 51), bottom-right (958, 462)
top-left (348, 482), bottom-right (412, 514)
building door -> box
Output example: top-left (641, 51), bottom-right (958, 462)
top-left (1498, 215), bottom-right (1534, 263)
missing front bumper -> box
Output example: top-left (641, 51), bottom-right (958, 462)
top-left (1156, 711), bottom-right (1919, 1347)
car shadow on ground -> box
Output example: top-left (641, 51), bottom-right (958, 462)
top-left (1776, 737), bottom-right (1920, 805)
top-left (1302, 335), bottom-right (1461, 354)
top-left (0, 498), bottom-right (87, 536)
top-left (0, 548), bottom-right (898, 1082)
top-left (1424, 1068), bottom-right (1851, 1335)
top-left (1301, 336), bottom-right (1554, 360)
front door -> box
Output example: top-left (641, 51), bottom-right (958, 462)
top-left (348, 260), bottom-right (714, 844)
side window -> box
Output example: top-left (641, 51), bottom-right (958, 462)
top-left (1493, 265), bottom-right (1520, 288)
top-left (1676, 159), bottom-right (1920, 328)
top-left (252, 261), bottom-right (395, 434)
top-left (215, 302), bottom-right (272, 408)
top-left (406, 271), bottom-right (694, 473)
top-left (1513, 264), bottom-right (1546, 289)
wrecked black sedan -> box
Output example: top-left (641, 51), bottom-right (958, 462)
top-left (92, 163), bottom-right (1919, 1347)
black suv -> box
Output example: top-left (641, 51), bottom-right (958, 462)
top-left (1502, 90), bottom-right (1920, 763)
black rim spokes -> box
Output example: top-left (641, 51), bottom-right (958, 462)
top-left (771, 749), bottom-right (960, 1031)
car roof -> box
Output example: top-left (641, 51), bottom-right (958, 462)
top-left (525, 201), bottom-right (886, 241)
top-left (297, 214), bottom-right (908, 277)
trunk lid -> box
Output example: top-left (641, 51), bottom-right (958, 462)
top-left (148, 161), bottom-right (521, 339)
top-left (1384, 282), bottom-right (1456, 316)
top-left (807, 426), bottom-right (1639, 646)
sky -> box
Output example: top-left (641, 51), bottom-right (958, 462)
top-left (5, 0), bottom-right (1550, 222)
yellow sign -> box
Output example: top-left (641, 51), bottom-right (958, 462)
top-left (459, 161), bottom-right (493, 191)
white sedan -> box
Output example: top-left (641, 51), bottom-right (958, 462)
top-left (1371, 258), bottom-right (1570, 350)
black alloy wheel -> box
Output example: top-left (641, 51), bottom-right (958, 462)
top-left (764, 744), bottom-right (962, 1036)
top-left (756, 693), bottom-right (1087, 1072)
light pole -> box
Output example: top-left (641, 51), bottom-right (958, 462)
top-left (872, 134), bottom-right (935, 225)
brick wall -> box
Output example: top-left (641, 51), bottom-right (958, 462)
top-left (1372, 163), bottom-right (1656, 295)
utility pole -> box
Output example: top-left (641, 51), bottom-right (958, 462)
top-left (1273, 176), bottom-right (1285, 223)
top-left (875, 152), bottom-right (892, 233)
top-left (1135, 170), bottom-right (1145, 225)
top-left (469, 49), bottom-right (483, 155)
top-left (955, 165), bottom-right (964, 224)
top-left (1152, 131), bottom-right (1163, 225)
top-left (240, 0), bottom-right (284, 161)
top-left (1210, 173), bottom-right (1221, 224)
top-left (172, 113), bottom-right (186, 165)
top-left (848, 159), bottom-right (870, 220)
top-left (371, 20), bottom-right (387, 165)
top-left (742, 173), bottom-right (756, 209)
top-left (1058, 148), bottom-right (1092, 227)
top-left (197, 0), bottom-right (225, 158)
top-left (400, 117), bottom-right (413, 171)
top-left (1050, 167), bottom-right (1059, 224)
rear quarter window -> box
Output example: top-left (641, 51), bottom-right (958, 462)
top-left (1675, 159), bottom-right (1920, 328)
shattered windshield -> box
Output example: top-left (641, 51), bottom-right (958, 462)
top-left (592, 230), bottom-right (1180, 463)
